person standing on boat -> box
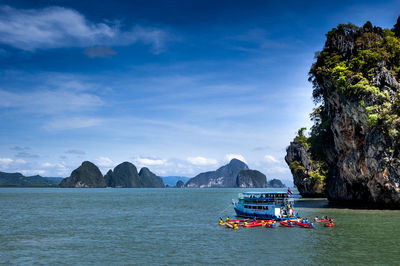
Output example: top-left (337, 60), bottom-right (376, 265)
top-left (288, 206), bottom-right (294, 217)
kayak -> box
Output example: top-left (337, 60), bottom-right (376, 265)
top-left (325, 223), bottom-right (335, 227)
top-left (227, 219), bottom-right (249, 223)
top-left (246, 219), bottom-right (275, 224)
top-left (225, 223), bottom-right (234, 229)
top-left (283, 218), bottom-right (298, 222)
top-left (315, 219), bottom-right (329, 223)
top-left (244, 222), bottom-right (264, 228)
top-left (297, 222), bottom-right (314, 228)
top-left (280, 221), bottom-right (295, 227)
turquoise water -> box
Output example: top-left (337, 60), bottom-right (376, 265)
top-left (1, 188), bottom-right (400, 265)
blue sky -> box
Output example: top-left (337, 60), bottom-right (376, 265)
top-left (0, 0), bottom-right (399, 184)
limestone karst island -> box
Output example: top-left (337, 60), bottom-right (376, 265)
top-left (286, 19), bottom-right (400, 208)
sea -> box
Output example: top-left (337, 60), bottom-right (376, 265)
top-left (1, 188), bottom-right (400, 265)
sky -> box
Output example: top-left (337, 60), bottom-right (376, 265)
top-left (0, 0), bottom-right (399, 185)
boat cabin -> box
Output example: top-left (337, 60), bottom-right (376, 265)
top-left (239, 192), bottom-right (289, 204)
top-left (233, 192), bottom-right (295, 219)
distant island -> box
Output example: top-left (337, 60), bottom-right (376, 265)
top-left (162, 176), bottom-right (190, 187)
top-left (59, 161), bottom-right (164, 188)
top-left (185, 159), bottom-right (285, 188)
top-left (0, 159), bottom-right (286, 189)
top-left (285, 17), bottom-right (400, 208)
top-left (0, 171), bottom-right (62, 187)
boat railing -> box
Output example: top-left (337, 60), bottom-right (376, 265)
top-left (241, 199), bottom-right (293, 204)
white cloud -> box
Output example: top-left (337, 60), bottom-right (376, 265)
top-left (39, 161), bottom-right (69, 176)
top-left (264, 165), bottom-right (290, 174)
top-left (264, 154), bottom-right (279, 163)
top-left (186, 156), bottom-right (218, 166)
top-left (157, 169), bottom-right (167, 175)
top-left (0, 88), bottom-right (103, 113)
top-left (0, 158), bottom-right (28, 171)
top-left (95, 157), bottom-right (115, 167)
top-left (0, 157), bottom-right (13, 168)
top-left (42, 162), bottom-right (54, 167)
top-left (44, 117), bottom-right (102, 131)
top-left (19, 169), bottom-right (46, 176)
top-left (0, 6), bottom-right (169, 52)
top-left (225, 154), bottom-right (247, 164)
top-left (135, 157), bottom-right (168, 166)
top-left (65, 149), bottom-right (86, 155)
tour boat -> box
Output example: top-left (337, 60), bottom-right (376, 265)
top-left (232, 191), bottom-right (296, 220)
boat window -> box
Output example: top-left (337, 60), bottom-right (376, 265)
top-left (257, 206), bottom-right (262, 209)
top-left (252, 206), bottom-right (257, 209)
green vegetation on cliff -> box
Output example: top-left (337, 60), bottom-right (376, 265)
top-left (290, 129), bottom-right (328, 191)
top-left (310, 20), bottom-right (400, 140)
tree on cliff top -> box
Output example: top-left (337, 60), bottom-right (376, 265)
top-left (393, 16), bottom-right (400, 37)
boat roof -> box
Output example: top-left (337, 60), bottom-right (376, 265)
top-left (242, 192), bottom-right (287, 195)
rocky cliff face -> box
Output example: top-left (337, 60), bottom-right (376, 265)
top-left (236, 170), bottom-right (267, 188)
top-left (59, 161), bottom-right (106, 188)
top-left (288, 20), bottom-right (400, 207)
top-left (321, 71), bottom-right (400, 206)
top-left (186, 159), bottom-right (249, 188)
top-left (285, 142), bottom-right (325, 197)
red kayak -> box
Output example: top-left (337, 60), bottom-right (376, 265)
top-left (244, 222), bottom-right (264, 228)
top-left (325, 223), bottom-right (335, 227)
top-left (315, 219), bottom-right (329, 223)
top-left (254, 219), bottom-right (275, 223)
top-left (297, 222), bottom-right (314, 228)
top-left (280, 221), bottom-right (295, 227)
